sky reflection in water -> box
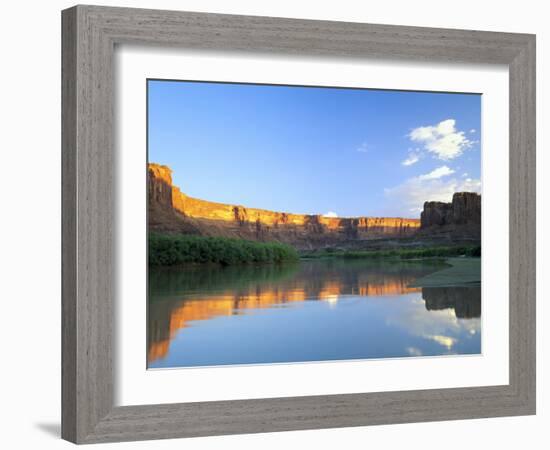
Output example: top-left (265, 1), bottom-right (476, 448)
top-left (147, 260), bottom-right (480, 368)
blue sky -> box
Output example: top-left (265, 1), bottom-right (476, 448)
top-left (148, 80), bottom-right (481, 218)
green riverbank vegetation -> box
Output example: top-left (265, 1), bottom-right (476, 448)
top-left (149, 233), bottom-right (299, 266)
top-left (300, 245), bottom-right (481, 260)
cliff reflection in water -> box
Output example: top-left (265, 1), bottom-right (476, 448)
top-left (148, 260), bottom-right (481, 367)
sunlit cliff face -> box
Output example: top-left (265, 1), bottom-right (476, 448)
top-left (147, 163), bottom-right (421, 233)
top-left (147, 277), bottom-right (421, 363)
top-left (148, 163), bottom-right (172, 185)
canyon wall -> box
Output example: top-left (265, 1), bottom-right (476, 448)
top-left (148, 163), bottom-right (420, 249)
top-left (419, 192), bottom-right (481, 240)
top-left (149, 163), bottom-right (481, 247)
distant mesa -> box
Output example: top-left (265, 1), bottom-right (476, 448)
top-left (148, 163), bottom-right (481, 249)
top-left (419, 192), bottom-right (481, 240)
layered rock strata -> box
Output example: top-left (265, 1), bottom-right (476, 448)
top-left (419, 192), bottom-right (481, 240)
top-left (148, 163), bottom-right (420, 248)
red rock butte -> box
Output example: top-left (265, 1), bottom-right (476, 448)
top-left (148, 163), bottom-right (422, 248)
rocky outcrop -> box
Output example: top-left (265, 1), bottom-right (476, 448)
top-left (451, 192), bottom-right (481, 225)
top-left (148, 163), bottom-right (420, 249)
top-left (420, 201), bottom-right (453, 228)
top-left (147, 164), bottom-right (202, 235)
top-left (148, 163), bottom-right (173, 206)
top-left (419, 192), bottom-right (481, 241)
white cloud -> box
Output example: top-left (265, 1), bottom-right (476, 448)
top-left (356, 142), bottom-right (369, 153)
top-left (402, 151), bottom-right (420, 166)
top-left (418, 165), bottom-right (455, 181)
top-left (406, 347), bottom-right (423, 357)
top-left (409, 119), bottom-right (473, 160)
top-left (384, 172), bottom-right (481, 217)
top-left (470, 129), bottom-right (476, 133)
top-left (324, 211), bottom-right (338, 218)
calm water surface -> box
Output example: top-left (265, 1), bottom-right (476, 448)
top-left (147, 259), bottom-right (481, 368)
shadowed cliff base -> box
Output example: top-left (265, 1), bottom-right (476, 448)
top-left (148, 163), bottom-right (481, 251)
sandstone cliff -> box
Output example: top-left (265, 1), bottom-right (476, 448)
top-left (148, 163), bottom-right (420, 249)
top-left (149, 163), bottom-right (481, 248)
top-left (419, 192), bottom-right (481, 240)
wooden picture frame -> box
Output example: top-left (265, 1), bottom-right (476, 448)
top-left (61, 5), bottom-right (536, 444)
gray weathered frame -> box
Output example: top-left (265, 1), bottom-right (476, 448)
top-left (62, 4), bottom-right (536, 444)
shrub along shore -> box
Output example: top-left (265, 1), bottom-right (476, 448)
top-left (149, 233), bottom-right (299, 266)
top-left (149, 233), bottom-right (480, 267)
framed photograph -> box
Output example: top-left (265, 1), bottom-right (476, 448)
top-left (62, 5), bottom-right (536, 444)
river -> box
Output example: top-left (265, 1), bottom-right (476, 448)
top-left (147, 259), bottom-right (481, 368)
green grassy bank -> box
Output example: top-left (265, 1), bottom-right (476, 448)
top-left (300, 245), bottom-right (481, 260)
top-left (149, 233), bottom-right (299, 266)
top-left (408, 257), bottom-right (481, 287)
